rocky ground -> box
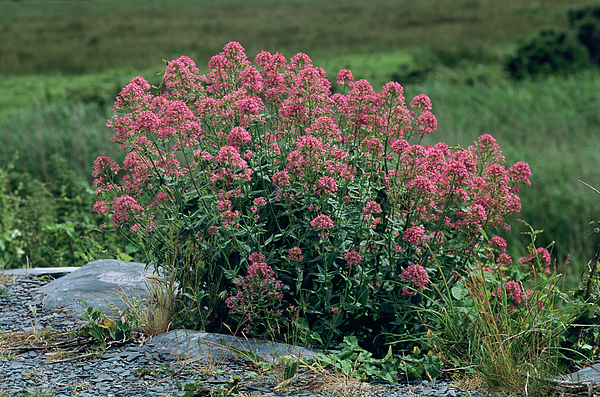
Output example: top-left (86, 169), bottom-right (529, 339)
top-left (0, 262), bottom-right (597, 397)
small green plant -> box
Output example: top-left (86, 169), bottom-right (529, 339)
top-left (219, 338), bottom-right (303, 390)
top-left (312, 335), bottom-right (440, 383)
top-left (460, 223), bottom-right (575, 395)
top-left (176, 375), bottom-right (242, 397)
top-left (109, 272), bottom-right (175, 337)
top-left (558, 182), bottom-right (600, 365)
top-left (220, 339), bottom-right (274, 374)
top-left (27, 305), bottom-right (56, 342)
top-left (74, 301), bottom-right (140, 349)
top-left (133, 362), bottom-right (173, 378)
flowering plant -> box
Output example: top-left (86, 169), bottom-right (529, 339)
top-left (225, 252), bottom-right (289, 337)
top-left (93, 42), bottom-right (531, 353)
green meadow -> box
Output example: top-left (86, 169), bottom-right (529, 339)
top-left (0, 0), bottom-right (598, 290)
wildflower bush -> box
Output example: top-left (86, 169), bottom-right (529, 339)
top-left (93, 42), bottom-right (534, 355)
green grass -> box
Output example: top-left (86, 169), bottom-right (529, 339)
top-left (0, 101), bottom-right (122, 182)
top-left (0, 0), bottom-right (592, 77)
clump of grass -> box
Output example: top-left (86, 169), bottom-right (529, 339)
top-left (109, 270), bottom-right (176, 337)
top-left (465, 266), bottom-right (568, 395)
top-left (136, 273), bottom-right (176, 336)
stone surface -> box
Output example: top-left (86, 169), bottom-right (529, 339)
top-left (3, 267), bottom-right (80, 278)
top-left (558, 363), bottom-right (600, 383)
top-left (148, 328), bottom-right (324, 363)
top-left (38, 259), bottom-right (154, 315)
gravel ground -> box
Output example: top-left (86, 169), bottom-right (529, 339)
top-left (0, 274), bottom-right (503, 397)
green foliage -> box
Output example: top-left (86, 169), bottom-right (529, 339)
top-left (176, 375), bottom-right (242, 397)
top-left (0, 154), bottom-right (142, 270)
top-left (313, 335), bottom-right (440, 383)
top-left (568, 2), bottom-right (600, 65)
top-left (505, 27), bottom-right (592, 79)
top-left (560, 236), bottom-right (600, 364)
top-left (427, 221), bottom-right (600, 393)
top-left (75, 301), bottom-right (141, 349)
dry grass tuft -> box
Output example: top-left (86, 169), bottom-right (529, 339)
top-left (134, 273), bottom-right (175, 336)
top-left (304, 370), bottom-right (375, 397)
top-left (0, 271), bottom-right (14, 286)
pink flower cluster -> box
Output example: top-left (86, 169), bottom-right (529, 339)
top-left (399, 264), bottom-right (430, 296)
top-left (314, 176), bottom-right (338, 195)
top-left (489, 236), bottom-right (507, 252)
top-left (310, 214), bottom-right (334, 238)
top-left (362, 201), bottom-right (383, 229)
top-left (344, 250), bottom-right (362, 266)
top-left (519, 247), bottom-right (552, 275)
top-left (402, 226), bottom-right (425, 246)
top-left (287, 247), bottom-right (303, 261)
top-left (494, 280), bottom-right (534, 305)
top-left (225, 252), bottom-right (285, 334)
top-left (94, 43), bottom-right (529, 243)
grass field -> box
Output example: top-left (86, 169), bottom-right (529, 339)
top-left (0, 0), bottom-right (591, 76)
top-left (0, 0), bottom-right (598, 288)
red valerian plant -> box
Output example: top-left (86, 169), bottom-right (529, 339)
top-left (225, 252), bottom-right (288, 337)
top-left (93, 42), bottom-right (531, 354)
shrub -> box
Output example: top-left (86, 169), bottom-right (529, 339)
top-left (568, 2), bottom-right (600, 65)
top-left (93, 42), bottom-right (533, 355)
top-left (505, 27), bottom-right (591, 79)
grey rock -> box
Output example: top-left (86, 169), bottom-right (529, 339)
top-left (147, 328), bottom-right (323, 364)
top-left (558, 363), bottom-right (600, 382)
top-left (3, 267), bottom-right (80, 278)
top-left (39, 259), bottom-right (154, 315)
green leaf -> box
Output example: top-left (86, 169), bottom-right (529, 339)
top-left (384, 345), bottom-right (394, 362)
top-left (339, 359), bottom-right (353, 375)
top-left (117, 251), bottom-right (134, 262)
top-left (423, 354), bottom-right (441, 380)
top-left (451, 283), bottom-right (467, 300)
top-left (406, 363), bottom-right (423, 380)
top-left (281, 356), bottom-right (300, 381)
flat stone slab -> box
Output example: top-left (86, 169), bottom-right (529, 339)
top-left (3, 267), bottom-right (79, 278)
top-left (557, 363), bottom-right (600, 383)
top-left (147, 328), bottom-right (323, 363)
top-left (38, 259), bottom-right (154, 315)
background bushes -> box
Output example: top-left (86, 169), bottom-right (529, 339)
top-left (506, 3), bottom-right (600, 79)
top-left (505, 27), bottom-right (591, 79)
top-left (568, 2), bottom-right (600, 65)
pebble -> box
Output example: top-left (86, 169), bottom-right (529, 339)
top-left (0, 275), bottom-right (497, 397)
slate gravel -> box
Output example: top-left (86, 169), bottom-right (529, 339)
top-left (0, 275), bottom-right (498, 397)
